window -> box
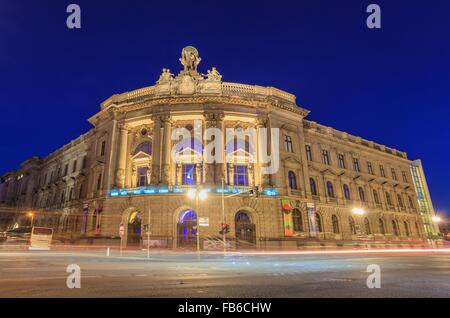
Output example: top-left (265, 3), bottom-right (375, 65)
top-left (72, 160), bottom-right (77, 173)
top-left (332, 215), bottom-right (340, 234)
top-left (64, 164), bottom-right (68, 176)
top-left (338, 154), bottom-right (346, 169)
top-left (314, 213), bottom-right (322, 232)
top-left (60, 191), bottom-right (65, 204)
top-left (326, 181), bottom-right (335, 198)
top-left (380, 165), bottom-right (385, 177)
top-left (386, 192), bottom-right (393, 206)
top-left (134, 141), bottom-right (152, 155)
top-left (404, 221), bottom-right (410, 236)
top-left (69, 188), bottom-right (73, 201)
top-left (310, 178), bottom-right (317, 196)
top-left (392, 220), bottom-right (400, 236)
top-left (234, 165), bottom-right (248, 186)
top-left (305, 145), bottom-right (312, 161)
top-left (408, 196), bottom-right (415, 210)
top-left (373, 189), bottom-right (380, 204)
top-left (284, 135), bottom-right (293, 153)
top-left (364, 218), bottom-right (372, 235)
top-left (82, 156), bottom-right (87, 169)
top-left (402, 171), bottom-right (408, 183)
top-left (353, 158), bottom-right (360, 172)
top-left (137, 167), bottom-right (149, 187)
top-left (349, 217), bottom-right (356, 235)
top-left (288, 171), bottom-right (297, 190)
top-left (96, 173), bottom-right (102, 191)
top-left (378, 219), bottom-right (385, 234)
top-left (182, 164), bottom-right (197, 185)
top-left (358, 187), bottom-right (366, 202)
top-left (397, 194), bottom-right (404, 208)
top-left (343, 184), bottom-right (351, 200)
top-left (367, 162), bottom-right (374, 175)
top-left (100, 141), bottom-right (106, 156)
top-left (292, 208), bottom-right (303, 232)
top-left (391, 168), bottom-right (397, 180)
top-left (322, 150), bottom-right (330, 165)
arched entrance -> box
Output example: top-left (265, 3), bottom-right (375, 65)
top-left (235, 211), bottom-right (256, 247)
top-left (127, 211), bottom-right (142, 247)
top-left (177, 209), bottom-right (197, 248)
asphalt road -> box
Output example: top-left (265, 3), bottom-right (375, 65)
top-left (0, 248), bottom-right (449, 298)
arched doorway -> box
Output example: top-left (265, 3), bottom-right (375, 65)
top-left (235, 211), bottom-right (256, 247)
top-left (127, 211), bottom-right (142, 247)
top-left (177, 209), bottom-right (197, 248)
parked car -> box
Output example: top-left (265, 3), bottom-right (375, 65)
top-left (5, 226), bottom-right (32, 243)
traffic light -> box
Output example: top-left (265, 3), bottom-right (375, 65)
top-left (219, 223), bottom-right (230, 235)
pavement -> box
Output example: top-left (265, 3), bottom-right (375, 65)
top-left (0, 247), bottom-right (449, 298)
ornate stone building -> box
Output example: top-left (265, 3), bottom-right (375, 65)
top-left (0, 47), bottom-right (440, 249)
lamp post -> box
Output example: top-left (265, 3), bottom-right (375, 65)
top-left (221, 177), bottom-right (226, 253)
top-left (352, 207), bottom-right (366, 237)
top-left (187, 186), bottom-right (207, 256)
top-left (28, 212), bottom-right (35, 228)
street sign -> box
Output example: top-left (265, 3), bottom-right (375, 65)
top-left (199, 217), bottom-right (209, 227)
top-left (119, 223), bottom-right (125, 237)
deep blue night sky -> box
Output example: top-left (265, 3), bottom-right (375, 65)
top-left (1, 0), bottom-right (449, 215)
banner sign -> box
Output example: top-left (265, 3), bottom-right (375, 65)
top-left (307, 202), bottom-right (317, 237)
top-left (281, 199), bottom-right (293, 237)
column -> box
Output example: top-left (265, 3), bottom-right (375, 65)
top-left (203, 113), bottom-right (215, 185)
top-left (115, 124), bottom-right (129, 188)
top-left (160, 115), bottom-right (172, 185)
top-left (257, 115), bottom-right (271, 188)
top-left (214, 113), bottom-right (226, 184)
top-left (151, 116), bottom-right (162, 185)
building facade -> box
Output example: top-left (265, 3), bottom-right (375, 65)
top-left (0, 47), bottom-right (441, 249)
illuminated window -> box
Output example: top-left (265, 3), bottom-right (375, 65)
top-left (182, 164), bottom-right (197, 185)
top-left (391, 168), bottom-right (397, 180)
top-left (332, 215), bottom-right (340, 234)
top-left (315, 213), bottom-right (322, 232)
top-left (322, 150), bottom-right (330, 165)
top-left (292, 208), bottom-right (303, 232)
top-left (373, 189), bottom-right (380, 204)
top-left (358, 187), bottom-right (366, 202)
top-left (353, 158), bottom-right (360, 172)
top-left (326, 181), bottom-right (335, 198)
top-left (305, 145), bottom-right (312, 161)
top-left (137, 167), bottom-right (149, 187)
top-left (233, 165), bottom-right (248, 186)
top-left (310, 178), bottom-right (317, 196)
top-left (367, 162), bottom-right (374, 175)
top-left (288, 171), bottom-right (297, 190)
top-left (380, 165), bottom-right (385, 177)
top-left (343, 184), bottom-right (351, 200)
top-left (284, 135), bottom-right (293, 153)
top-left (338, 154), bottom-right (345, 169)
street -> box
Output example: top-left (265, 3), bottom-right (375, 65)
top-left (0, 248), bottom-right (449, 297)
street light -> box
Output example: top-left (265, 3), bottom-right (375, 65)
top-left (186, 186), bottom-right (207, 255)
top-left (27, 212), bottom-right (35, 227)
top-left (352, 207), bottom-right (366, 216)
top-left (431, 215), bottom-right (441, 223)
